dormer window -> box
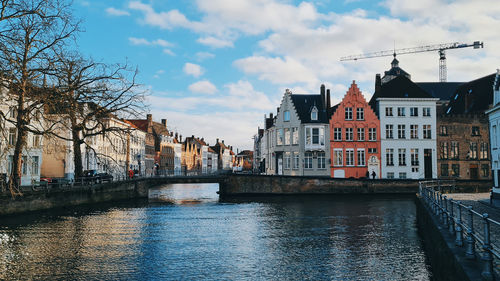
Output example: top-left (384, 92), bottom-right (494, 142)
top-left (284, 110), bottom-right (290, 121)
top-left (311, 107), bottom-right (318, 121)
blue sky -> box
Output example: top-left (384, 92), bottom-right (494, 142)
top-left (73, 0), bottom-right (500, 150)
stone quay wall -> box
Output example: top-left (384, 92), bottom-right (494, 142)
top-left (219, 174), bottom-right (492, 197)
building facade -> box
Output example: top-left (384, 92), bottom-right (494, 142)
top-left (370, 76), bottom-right (438, 179)
top-left (487, 70), bottom-right (500, 197)
top-left (330, 82), bottom-right (381, 178)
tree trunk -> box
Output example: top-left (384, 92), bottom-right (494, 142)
top-left (9, 91), bottom-right (27, 196)
top-left (72, 127), bottom-right (83, 178)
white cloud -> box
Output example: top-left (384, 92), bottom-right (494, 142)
top-left (196, 52), bottom-right (216, 61)
top-left (128, 37), bottom-right (174, 47)
top-left (197, 37), bottom-right (234, 48)
top-left (163, 49), bottom-right (175, 56)
top-left (183, 63), bottom-right (204, 77)
top-left (128, 1), bottom-right (194, 30)
top-left (106, 7), bottom-right (130, 16)
top-left (234, 56), bottom-right (318, 85)
top-left (188, 80), bottom-right (217, 94)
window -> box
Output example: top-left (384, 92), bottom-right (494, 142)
top-left (451, 141), bottom-right (459, 159)
top-left (452, 164), bottom-right (460, 177)
top-left (472, 126), bottom-right (480, 136)
top-left (386, 125), bottom-right (393, 139)
top-left (312, 128), bottom-right (320, 144)
top-left (493, 125), bottom-right (497, 147)
top-left (397, 125), bottom-right (406, 139)
top-left (369, 128), bottom-right (377, 141)
top-left (292, 128), bottom-right (299, 145)
top-left (33, 135), bottom-right (41, 147)
top-left (399, 172), bottom-right (407, 179)
top-left (410, 107), bottom-right (418, 116)
top-left (277, 129), bottom-right (284, 145)
top-left (304, 152), bottom-right (313, 169)
top-left (480, 143), bottom-right (488, 159)
top-left (9, 128), bottom-right (16, 146)
top-left (8, 156), bottom-right (13, 173)
top-left (411, 149), bottom-right (419, 166)
top-left (345, 107), bottom-right (353, 120)
top-left (284, 128), bottom-right (290, 145)
top-left (284, 152), bottom-right (291, 169)
top-left (334, 149), bottom-right (343, 166)
top-left (345, 128), bottom-right (353, 141)
top-left (334, 128), bottom-right (342, 141)
top-left (318, 152), bottom-right (326, 169)
top-left (386, 149), bottom-right (394, 166)
top-left (357, 128), bottom-right (365, 141)
top-left (410, 125), bottom-right (418, 139)
top-left (293, 152), bottom-right (299, 169)
top-left (305, 127), bottom-right (324, 146)
top-left (440, 126), bottom-right (448, 136)
top-left (346, 149), bottom-right (354, 166)
top-left (9, 106), bottom-right (16, 118)
top-left (440, 142), bottom-right (448, 159)
top-left (423, 125), bottom-right (431, 139)
top-left (387, 172), bottom-right (394, 179)
top-left (356, 108), bottom-right (364, 120)
top-left (357, 149), bottom-right (365, 166)
top-left (311, 108), bottom-right (318, 121)
top-left (423, 107), bottom-right (431, 117)
top-left (397, 107), bottom-right (405, 116)
top-left (385, 107), bottom-right (393, 117)
top-left (284, 110), bottom-right (290, 121)
top-left (368, 148), bottom-right (377, 153)
top-left (441, 164), bottom-right (449, 177)
top-left (469, 142), bottom-right (478, 159)
top-left (398, 149), bottom-right (406, 166)
top-left (22, 156), bottom-right (27, 175)
top-left (482, 164), bottom-right (489, 177)
top-left (31, 156), bottom-right (39, 175)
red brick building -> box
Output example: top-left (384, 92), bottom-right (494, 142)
top-left (329, 82), bottom-right (381, 178)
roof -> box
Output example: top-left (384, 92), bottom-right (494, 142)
top-left (126, 119), bottom-right (148, 132)
top-left (445, 73), bottom-right (496, 115)
top-left (152, 122), bottom-right (170, 136)
top-left (416, 82), bottom-right (464, 101)
top-left (237, 150), bottom-right (253, 157)
top-left (290, 94), bottom-right (328, 123)
top-left (329, 103), bottom-right (339, 119)
top-left (369, 75), bottom-right (433, 105)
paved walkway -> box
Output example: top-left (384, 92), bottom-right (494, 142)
top-left (445, 192), bottom-right (500, 249)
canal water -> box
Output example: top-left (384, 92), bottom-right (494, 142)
top-left (0, 184), bottom-right (432, 280)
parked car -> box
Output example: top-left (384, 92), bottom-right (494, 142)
top-left (97, 173), bottom-right (113, 183)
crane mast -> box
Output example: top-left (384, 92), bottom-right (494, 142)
top-left (340, 41), bottom-right (484, 82)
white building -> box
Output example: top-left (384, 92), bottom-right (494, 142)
top-left (0, 96), bottom-right (43, 186)
top-left (486, 69), bottom-right (500, 197)
top-left (370, 76), bottom-right (438, 179)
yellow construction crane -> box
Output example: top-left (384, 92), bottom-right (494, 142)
top-left (340, 41), bottom-right (484, 82)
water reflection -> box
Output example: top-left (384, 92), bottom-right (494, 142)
top-left (0, 185), bottom-right (431, 280)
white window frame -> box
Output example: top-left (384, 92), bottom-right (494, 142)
top-left (346, 149), bottom-right (354, 166)
top-left (356, 108), bottom-right (364, 120)
top-left (284, 110), bottom-right (290, 121)
top-left (345, 107), bottom-right (353, 120)
top-left (369, 128), bottom-right (376, 141)
top-left (357, 149), bottom-right (365, 166)
top-left (334, 149), bottom-right (343, 167)
top-left (334, 128), bottom-right (342, 141)
top-left (357, 128), bottom-right (365, 141)
top-left (345, 128), bottom-right (353, 141)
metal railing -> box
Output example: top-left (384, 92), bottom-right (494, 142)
top-left (419, 181), bottom-right (497, 280)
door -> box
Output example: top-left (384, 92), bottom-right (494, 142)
top-left (469, 164), bottom-right (478, 179)
top-left (277, 157), bottom-right (283, 175)
top-left (424, 149), bottom-right (432, 179)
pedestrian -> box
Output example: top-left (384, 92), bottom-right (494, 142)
top-left (371, 171), bottom-right (376, 179)
top-left (128, 169), bottom-right (134, 179)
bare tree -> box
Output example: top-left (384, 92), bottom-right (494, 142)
top-left (0, 0), bottom-right (78, 195)
top-left (48, 51), bottom-right (146, 179)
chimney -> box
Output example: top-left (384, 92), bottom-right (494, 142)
top-left (270, 113), bottom-right (273, 119)
top-left (320, 84), bottom-right (325, 95)
top-left (375, 74), bottom-right (381, 92)
top-left (161, 119), bottom-right (167, 128)
top-left (146, 114), bottom-right (152, 127)
top-left (326, 89), bottom-right (331, 112)
top-left (216, 138), bottom-right (219, 144)
top-left (179, 135), bottom-right (182, 142)
top-left (277, 107), bottom-right (280, 113)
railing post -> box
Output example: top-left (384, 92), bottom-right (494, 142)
top-left (440, 194), bottom-right (446, 223)
top-left (443, 195), bottom-right (449, 227)
top-left (434, 191), bottom-right (439, 216)
top-left (481, 213), bottom-right (494, 280)
top-left (465, 206), bottom-right (476, 260)
top-left (455, 202), bottom-right (463, 246)
top-left (449, 199), bottom-right (455, 235)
